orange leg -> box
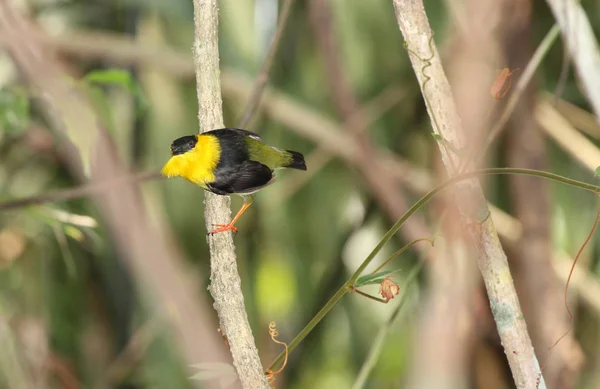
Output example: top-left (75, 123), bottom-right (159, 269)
top-left (208, 197), bottom-right (254, 235)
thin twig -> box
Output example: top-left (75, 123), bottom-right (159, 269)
top-left (370, 238), bottom-right (433, 275)
top-left (503, 3), bottom-right (582, 386)
top-left (536, 100), bottom-right (600, 172)
top-left (308, 0), bottom-right (432, 249)
top-left (267, 166), bottom-right (600, 370)
top-left (191, 1), bottom-right (268, 387)
top-left (0, 172), bottom-right (160, 211)
top-left (106, 318), bottom-right (163, 384)
top-left (35, 29), bottom-right (194, 78)
top-left (459, 24), bottom-right (561, 172)
top-left (45, 353), bottom-right (81, 389)
top-left (553, 254), bottom-right (600, 317)
top-left (274, 85), bottom-right (405, 205)
top-left (545, 0), bottom-right (600, 119)
top-left (237, 0), bottom-right (295, 128)
top-left (548, 206), bottom-right (600, 350)
top-left (348, 286), bottom-right (389, 304)
top-left (551, 93), bottom-right (600, 139)
top-left (352, 262), bottom-right (424, 389)
top-left (553, 37), bottom-right (571, 105)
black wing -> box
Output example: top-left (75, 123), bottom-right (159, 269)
top-left (204, 127), bottom-right (261, 141)
top-left (226, 128), bottom-right (261, 141)
top-left (203, 128), bottom-right (259, 169)
top-left (208, 160), bottom-right (273, 195)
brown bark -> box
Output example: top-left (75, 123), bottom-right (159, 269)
top-left (503, 2), bottom-right (583, 388)
top-left (191, 1), bottom-right (269, 387)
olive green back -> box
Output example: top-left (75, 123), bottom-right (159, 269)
top-left (245, 137), bottom-right (292, 170)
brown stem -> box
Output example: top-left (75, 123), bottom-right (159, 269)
top-left (348, 286), bottom-right (389, 304)
top-left (308, 0), bottom-right (432, 252)
top-left (391, 0), bottom-right (544, 387)
top-left (503, 1), bottom-right (583, 387)
top-left (236, 0), bottom-right (296, 128)
top-left (191, 1), bottom-right (268, 387)
top-left (545, 0), bottom-right (600, 119)
top-left (0, 171), bottom-right (160, 211)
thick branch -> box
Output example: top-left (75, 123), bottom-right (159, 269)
top-left (503, 3), bottom-right (583, 387)
top-left (391, 1), bottom-right (544, 387)
top-left (191, 1), bottom-right (268, 388)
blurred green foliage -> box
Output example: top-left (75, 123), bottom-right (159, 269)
top-left (0, 0), bottom-right (600, 388)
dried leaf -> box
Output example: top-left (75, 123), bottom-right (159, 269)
top-left (379, 276), bottom-right (400, 302)
top-left (490, 67), bottom-right (520, 100)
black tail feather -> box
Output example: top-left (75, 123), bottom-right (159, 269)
top-left (285, 150), bottom-right (307, 170)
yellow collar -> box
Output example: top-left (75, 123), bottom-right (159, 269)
top-left (161, 134), bottom-right (221, 186)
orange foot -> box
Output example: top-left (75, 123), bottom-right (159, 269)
top-left (208, 223), bottom-right (238, 236)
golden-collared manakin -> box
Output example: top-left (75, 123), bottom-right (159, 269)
top-left (161, 128), bottom-right (306, 235)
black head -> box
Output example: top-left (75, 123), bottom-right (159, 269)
top-left (170, 135), bottom-right (197, 156)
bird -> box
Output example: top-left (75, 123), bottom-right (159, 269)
top-left (161, 128), bottom-right (307, 235)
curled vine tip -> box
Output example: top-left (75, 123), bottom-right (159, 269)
top-left (265, 322), bottom-right (288, 387)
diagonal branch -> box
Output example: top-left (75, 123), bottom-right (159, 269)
top-left (0, 172), bottom-right (159, 211)
top-left (191, 1), bottom-right (269, 388)
top-left (237, 0), bottom-right (296, 128)
top-left (308, 0), bottom-right (431, 250)
top-left (502, 1), bottom-right (582, 387)
top-left (391, 1), bottom-right (544, 387)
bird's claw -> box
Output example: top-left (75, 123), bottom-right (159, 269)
top-left (207, 223), bottom-right (238, 236)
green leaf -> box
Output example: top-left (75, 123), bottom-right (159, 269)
top-left (85, 69), bottom-right (135, 90)
top-left (64, 226), bottom-right (84, 242)
top-left (83, 83), bottom-right (116, 135)
top-left (355, 269), bottom-right (402, 287)
top-left (595, 166), bottom-right (600, 177)
top-left (0, 87), bottom-right (30, 134)
top-left (79, 69), bottom-right (147, 144)
top-left (84, 69), bottom-right (148, 116)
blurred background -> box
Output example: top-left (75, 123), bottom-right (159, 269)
top-left (1, 0), bottom-right (600, 388)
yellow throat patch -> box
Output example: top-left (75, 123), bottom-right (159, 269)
top-left (161, 134), bottom-right (221, 187)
